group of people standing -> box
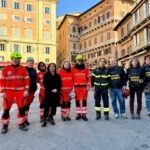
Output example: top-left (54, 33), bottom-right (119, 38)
top-left (0, 51), bottom-right (150, 135)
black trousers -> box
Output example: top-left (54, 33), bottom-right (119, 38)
top-left (130, 88), bottom-right (142, 114)
top-left (94, 88), bottom-right (109, 115)
top-left (61, 101), bottom-right (71, 109)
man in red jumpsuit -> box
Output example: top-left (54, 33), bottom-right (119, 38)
top-left (72, 54), bottom-right (91, 121)
top-left (37, 62), bottom-right (46, 122)
top-left (58, 61), bottom-right (73, 121)
top-left (0, 52), bottom-right (29, 134)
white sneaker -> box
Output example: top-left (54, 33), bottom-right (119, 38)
top-left (115, 114), bottom-right (119, 119)
top-left (121, 113), bottom-right (127, 119)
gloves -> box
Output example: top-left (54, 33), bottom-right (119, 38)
top-left (0, 92), bottom-right (6, 98)
top-left (23, 91), bottom-right (29, 97)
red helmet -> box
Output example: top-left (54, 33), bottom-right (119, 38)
top-left (122, 88), bottom-right (130, 98)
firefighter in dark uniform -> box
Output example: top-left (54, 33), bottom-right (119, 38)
top-left (91, 58), bottom-right (110, 120)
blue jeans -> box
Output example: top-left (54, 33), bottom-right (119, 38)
top-left (145, 93), bottom-right (150, 114)
top-left (110, 88), bottom-right (125, 114)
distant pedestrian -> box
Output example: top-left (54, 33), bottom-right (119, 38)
top-left (37, 62), bottom-right (47, 122)
top-left (127, 57), bottom-right (144, 119)
top-left (109, 58), bottom-right (127, 119)
top-left (24, 57), bottom-right (37, 125)
top-left (142, 55), bottom-right (150, 116)
top-left (58, 61), bottom-right (73, 121)
top-left (42, 63), bottom-right (61, 127)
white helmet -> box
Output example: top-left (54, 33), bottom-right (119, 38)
top-left (68, 91), bottom-right (76, 99)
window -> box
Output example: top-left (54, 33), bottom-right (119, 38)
top-left (106, 12), bottom-right (110, 19)
top-left (127, 46), bottom-right (132, 54)
top-left (44, 7), bottom-right (50, 14)
top-left (13, 2), bottom-right (20, 9)
top-left (73, 43), bottom-right (76, 50)
top-left (0, 56), bottom-right (4, 61)
top-left (98, 16), bottom-right (101, 23)
top-left (89, 40), bottom-right (91, 46)
top-left (44, 30), bottom-right (50, 41)
top-left (80, 43), bottom-right (82, 50)
top-left (107, 32), bottom-right (111, 40)
top-left (147, 25), bottom-right (150, 43)
top-left (94, 19), bottom-right (97, 25)
top-left (25, 28), bottom-right (32, 40)
top-left (102, 14), bottom-right (105, 22)
top-left (12, 15), bottom-right (20, 21)
top-left (134, 33), bottom-right (140, 46)
top-left (14, 44), bottom-right (19, 52)
top-left (127, 22), bottom-right (131, 33)
top-left (0, 0), bottom-right (7, 8)
top-left (72, 26), bottom-right (76, 33)
top-left (84, 41), bottom-right (86, 48)
top-left (0, 26), bottom-right (6, 36)
top-left (121, 49), bottom-right (125, 56)
top-left (121, 28), bottom-right (124, 38)
top-left (45, 47), bottom-right (50, 54)
top-left (89, 22), bottom-right (92, 28)
top-left (25, 3), bottom-right (32, 11)
top-left (0, 43), bottom-right (5, 51)
top-left (12, 27), bottom-right (20, 38)
top-left (43, 19), bottom-right (50, 25)
top-left (100, 34), bottom-right (103, 42)
top-left (94, 37), bottom-right (97, 44)
top-left (0, 13), bottom-right (7, 20)
top-left (24, 17), bottom-right (33, 22)
top-left (146, 0), bottom-right (150, 17)
top-left (133, 10), bottom-right (140, 24)
top-left (26, 46), bottom-right (32, 52)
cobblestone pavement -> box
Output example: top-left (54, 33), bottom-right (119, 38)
top-left (0, 91), bottom-right (150, 150)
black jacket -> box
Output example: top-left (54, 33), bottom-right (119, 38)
top-left (127, 67), bottom-right (144, 90)
top-left (109, 66), bottom-right (126, 89)
top-left (142, 64), bottom-right (150, 93)
top-left (91, 67), bottom-right (110, 89)
top-left (43, 72), bottom-right (62, 107)
top-left (26, 67), bottom-right (37, 92)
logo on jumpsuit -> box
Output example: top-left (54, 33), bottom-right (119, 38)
top-left (40, 74), bottom-right (43, 78)
top-left (7, 71), bottom-right (12, 75)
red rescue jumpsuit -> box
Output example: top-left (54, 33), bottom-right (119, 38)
top-left (58, 69), bottom-right (73, 118)
top-left (37, 71), bottom-right (46, 118)
top-left (0, 65), bottom-right (29, 126)
top-left (72, 65), bottom-right (91, 116)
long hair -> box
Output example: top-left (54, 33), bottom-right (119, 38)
top-left (128, 57), bottom-right (141, 69)
top-left (61, 61), bottom-right (71, 69)
top-left (47, 63), bottom-right (57, 73)
top-left (38, 61), bottom-right (46, 71)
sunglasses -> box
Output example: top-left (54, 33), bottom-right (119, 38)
top-left (78, 59), bottom-right (83, 62)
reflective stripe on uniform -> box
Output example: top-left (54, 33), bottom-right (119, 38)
top-left (95, 107), bottom-right (101, 111)
top-left (130, 76), bottom-right (140, 81)
top-left (94, 82), bottom-right (108, 86)
top-left (61, 87), bottom-right (72, 90)
top-left (74, 73), bottom-right (85, 76)
top-left (61, 77), bottom-right (72, 80)
top-left (103, 108), bottom-right (109, 112)
top-left (146, 72), bottom-right (150, 77)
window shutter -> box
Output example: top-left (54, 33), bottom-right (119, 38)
top-left (133, 35), bottom-right (136, 46)
top-left (137, 34), bottom-right (140, 45)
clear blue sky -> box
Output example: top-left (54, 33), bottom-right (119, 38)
top-left (57, 0), bottom-right (100, 16)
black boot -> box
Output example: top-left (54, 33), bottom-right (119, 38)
top-left (82, 114), bottom-right (88, 121)
top-left (76, 114), bottom-right (81, 120)
top-left (19, 123), bottom-right (28, 131)
top-left (41, 118), bottom-right (47, 127)
top-left (96, 111), bottom-right (101, 120)
top-left (1, 125), bottom-right (8, 134)
top-left (49, 116), bottom-right (55, 125)
top-left (25, 120), bottom-right (30, 126)
top-left (104, 115), bottom-right (109, 120)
